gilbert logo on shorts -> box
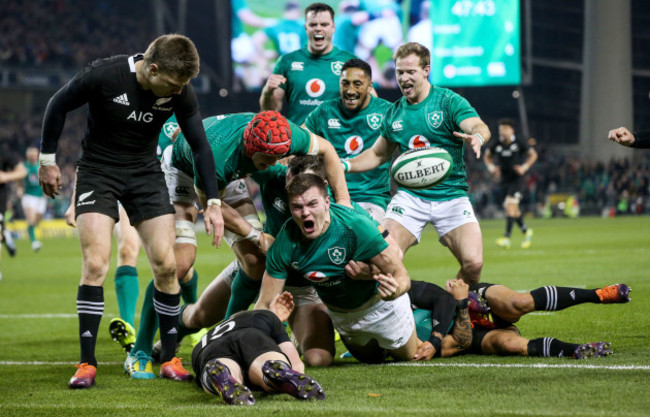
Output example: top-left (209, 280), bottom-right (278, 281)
top-left (77, 190), bottom-right (96, 207)
top-left (328, 247), bottom-right (346, 265)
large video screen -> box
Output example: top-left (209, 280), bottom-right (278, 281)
top-left (231, 0), bottom-right (520, 90)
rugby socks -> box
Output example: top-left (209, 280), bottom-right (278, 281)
top-left (516, 215), bottom-right (528, 233)
top-left (530, 286), bottom-right (600, 311)
top-left (153, 287), bottom-right (181, 364)
top-left (76, 285), bottom-right (104, 367)
top-left (27, 224), bottom-right (36, 243)
top-left (505, 217), bottom-right (514, 238)
top-left (224, 269), bottom-right (261, 318)
top-left (114, 266), bottom-right (139, 327)
top-left (132, 279), bottom-right (157, 356)
top-left (180, 269), bottom-right (199, 304)
top-left (176, 304), bottom-right (200, 343)
top-left (527, 337), bottom-right (579, 357)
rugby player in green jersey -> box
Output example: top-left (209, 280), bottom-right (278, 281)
top-left (304, 58), bottom-right (392, 223)
top-left (346, 42), bottom-right (492, 285)
top-left (260, 3), bottom-right (358, 125)
top-left (21, 147), bottom-right (47, 251)
top-left (256, 173), bottom-right (420, 364)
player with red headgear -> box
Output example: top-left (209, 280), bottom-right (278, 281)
top-left (123, 111), bottom-right (350, 379)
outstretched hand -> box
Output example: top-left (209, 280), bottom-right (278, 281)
top-left (453, 131), bottom-right (482, 159)
top-left (269, 291), bottom-right (294, 322)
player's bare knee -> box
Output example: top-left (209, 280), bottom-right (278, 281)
top-left (303, 350), bottom-right (333, 367)
top-left (512, 294), bottom-right (535, 316)
top-left (82, 257), bottom-right (110, 282)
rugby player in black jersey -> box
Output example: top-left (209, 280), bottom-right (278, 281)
top-left (38, 34), bottom-right (224, 389)
top-left (484, 118), bottom-right (537, 249)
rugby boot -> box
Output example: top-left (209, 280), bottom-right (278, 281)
top-left (262, 359), bottom-right (325, 400)
top-left (204, 359), bottom-right (255, 405)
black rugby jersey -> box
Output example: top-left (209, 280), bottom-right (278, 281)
top-left (488, 135), bottom-right (531, 181)
top-left (194, 310), bottom-right (290, 353)
top-left (42, 54), bottom-right (198, 166)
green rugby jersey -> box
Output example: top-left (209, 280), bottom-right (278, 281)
top-left (264, 20), bottom-right (306, 55)
top-left (157, 114), bottom-right (178, 160)
top-left (379, 86), bottom-right (479, 201)
top-left (266, 203), bottom-right (388, 309)
top-left (271, 46), bottom-right (357, 124)
top-left (171, 113), bottom-right (311, 191)
top-left (305, 96), bottom-right (392, 209)
top-left (23, 161), bottom-right (43, 197)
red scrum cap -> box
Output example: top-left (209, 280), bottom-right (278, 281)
top-left (243, 111), bottom-right (292, 158)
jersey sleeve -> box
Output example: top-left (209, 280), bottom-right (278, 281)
top-left (303, 105), bottom-right (324, 136)
top-left (379, 106), bottom-right (395, 144)
top-left (41, 65), bottom-right (96, 153)
top-left (265, 225), bottom-right (294, 279)
top-left (287, 122), bottom-right (313, 155)
top-left (448, 93), bottom-right (479, 128)
top-left (349, 210), bottom-right (388, 260)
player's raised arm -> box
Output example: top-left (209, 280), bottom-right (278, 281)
top-left (311, 133), bottom-right (352, 208)
top-left (346, 135), bottom-right (398, 174)
top-left (260, 74), bottom-right (287, 112)
top-left (254, 271), bottom-right (287, 311)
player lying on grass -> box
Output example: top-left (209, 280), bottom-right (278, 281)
top-left (192, 291), bottom-right (325, 405)
top-left (434, 282), bottom-right (630, 359)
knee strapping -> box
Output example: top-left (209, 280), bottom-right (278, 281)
top-left (175, 220), bottom-right (196, 246)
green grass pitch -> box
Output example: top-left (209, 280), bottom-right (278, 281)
top-left (1, 216), bottom-right (648, 416)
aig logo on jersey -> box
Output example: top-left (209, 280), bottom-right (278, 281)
top-left (367, 113), bottom-right (383, 130)
top-left (344, 136), bottom-right (364, 155)
top-left (409, 135), bottom-right (430, 149)
top-left (306, 79), bottom-right (326, 98)
top-left (427, 111), bottom-right (444, 129)
top-left (331, 61), bottom-right (344, 75)
top-left (305, 271), bottom-right (328, 282)
top-left (127, 111), bottom-right (154, 123)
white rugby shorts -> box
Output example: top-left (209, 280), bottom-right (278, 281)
top-left (328, 293), bottom-right (415, 350)
top-left (384, 191), bottom-right (478, 243)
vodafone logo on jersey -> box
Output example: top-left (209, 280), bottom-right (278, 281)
top-left (305, 271), bottom-right (328, 282)
top-left (408, 135), bottom-right (430, 149)
top-left (305, 78), bottom-right (326, 98)
top-left (344, 135), bottom-right (364, 155)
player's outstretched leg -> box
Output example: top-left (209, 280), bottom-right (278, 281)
top-left (596, 284), bottom-right (631, 304)
top-left (262, 360), bottom-right (325, 400)
top-left (109, 317), bottom-right (136, 354)
top-left (573, 342), bottom-right (612, 359)
top-left (204, 359), bottom-right (255, 406)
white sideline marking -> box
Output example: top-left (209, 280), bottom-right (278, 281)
top-left (1, 361), bottom-right (649, 371)
top-left (0, 313), bottom-right (125, 319)
top-left (0, 314), bottom-right (77, 318)
top-left (387, 362), bottom-right (650, 370)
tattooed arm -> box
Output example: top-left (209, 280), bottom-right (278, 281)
top-left (440, 279), bottom-right (473, 357)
